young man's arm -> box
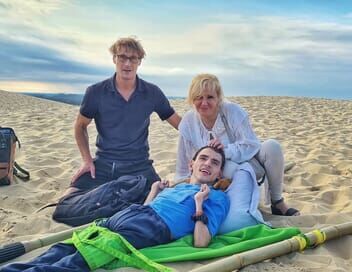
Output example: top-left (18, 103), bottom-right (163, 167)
top-left (143, 180), bottom-right (169, 205)
top-left (193, 184), bottom-right (212, 247)
top-left (71, 113), bottom-right (94, 183)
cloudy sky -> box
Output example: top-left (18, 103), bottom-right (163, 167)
top-left (0, 0), bottom-right (351, 99)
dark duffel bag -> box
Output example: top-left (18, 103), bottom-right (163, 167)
top-left (52, 175), bottom-right (149, 226)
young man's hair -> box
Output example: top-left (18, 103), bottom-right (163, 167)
top-left (109, 36), bottom-right (146, 59)
top-left (192, 146), bottom-right (226, 170)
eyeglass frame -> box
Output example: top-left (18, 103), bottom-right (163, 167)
top-left (114, 54), bottom-right (141, 64)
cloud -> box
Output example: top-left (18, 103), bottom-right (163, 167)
top-left (0, 36), bottom-right (110, 91)
top-left (0, 0), bottom-right (113, 68)
top-left (0, 2), bottom-right (351, 98)
top-left (141, 15), bottom-right (352, 80)
top-left (3, 1), bottom-right (351, 76)
top-left (141, 15), bottom-right (352, 99)
top-left (0, 0), bottom-right (68, 16)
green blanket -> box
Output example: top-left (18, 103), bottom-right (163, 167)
top-left (67, 224), bottom-right (301, 271)
top-left (140, 224), bottom-right (301, 263)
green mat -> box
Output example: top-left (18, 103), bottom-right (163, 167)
top-left (68, 224), bottom-right (301, 271)
top-left (140, 224), bottom-right (301, 263)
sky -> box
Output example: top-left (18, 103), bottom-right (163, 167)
top-left (0, 0), bottom-right (352, 99)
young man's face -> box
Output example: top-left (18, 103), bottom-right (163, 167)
top-left (113, 47), bottom-right (141, 81)
top-left (190, 148), bottom-right (222, 184)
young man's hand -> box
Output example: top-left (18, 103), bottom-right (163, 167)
top-left (194, 184), bottom-right (210, 203)
top-left (144, 180), bottom-right (169, 205)
top-left (151, 180), bottom-right (169, 192)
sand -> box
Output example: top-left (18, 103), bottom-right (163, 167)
top-left (0, 89), bottom-right (351, 271)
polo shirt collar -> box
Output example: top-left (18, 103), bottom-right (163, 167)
top-left (109, 73), bottom-right (145, 93)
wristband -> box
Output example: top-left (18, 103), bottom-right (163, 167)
top-left (191, 213), bottom-right (208, 225)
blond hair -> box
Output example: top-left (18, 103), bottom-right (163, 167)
top-left (109, 37), bottom-right (146, 59)
top-left (187, 74), bottom-right (224, 105)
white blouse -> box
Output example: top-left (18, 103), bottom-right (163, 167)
top-left (175, 101), bottom-right (261, 181)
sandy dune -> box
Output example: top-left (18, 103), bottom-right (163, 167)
top-left (0, 90), bottom-right (351, 271)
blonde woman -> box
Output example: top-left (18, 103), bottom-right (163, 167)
top-left (176, 74), bottom-right (299, 233)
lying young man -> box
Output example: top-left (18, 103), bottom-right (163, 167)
top-left (2, 146), bottom-right (229, 272)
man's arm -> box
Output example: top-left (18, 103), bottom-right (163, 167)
top-left (166, 112), bottom-right (181, 130)
top-left (71, 113), bottom-right (94, 182)
top-left (144, 180), bottom-right (169, 205)
top-left (193, 184), bottom-right (212, 247)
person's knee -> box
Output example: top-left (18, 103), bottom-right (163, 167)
top-left (261, 139), bottom-right (283, 158)
top-left (233, 169), bottom-right (252, 180)
top-left (219, 211), bottom-right (258, 234)
top-left (227, 171), bottom-right (253, 195)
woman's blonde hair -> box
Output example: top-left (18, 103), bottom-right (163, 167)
top-left (109, 36), bottom-right (146, 59)
top-left (187, 74), bottom-right (224, 105)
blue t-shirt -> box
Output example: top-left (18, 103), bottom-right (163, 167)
top-left (149, 183), bottom-right (229, 239)
top-left (80, 74), bottom-right (175, 162)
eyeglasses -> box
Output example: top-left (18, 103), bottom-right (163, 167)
top-left (115, 54), bottom-right (140, 64)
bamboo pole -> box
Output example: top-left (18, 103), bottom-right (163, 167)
top-left (190, 221), bottom-right (352, 272)
top-left (1, 220), bottom-right (351, 268)
top-left (0, 224), bottom-right (89, 264)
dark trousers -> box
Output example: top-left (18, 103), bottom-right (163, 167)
top-left (0, 243), bottom-right (90, 272)
top-left (72, 158), bottom-right (160, 192)
top-left (99, 204), bottom-right (172, 249)
top-left (1, 206), bottom-right (171, 272)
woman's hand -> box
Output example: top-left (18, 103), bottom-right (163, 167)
top-left (208, 138), bottom-right (224, 150)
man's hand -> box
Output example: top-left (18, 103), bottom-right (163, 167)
top-left (144, 180), bottom-right (169, 205)
top-left (151, 179), bottom-right (169, 192)
top-left (208, 138), bottom-right (224, 150)
top-left (71, 160), bottom-right (95, 184)
top-left (194, 184), bottom-right (210, 203)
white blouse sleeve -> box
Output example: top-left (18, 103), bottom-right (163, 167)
top-left (175, 134), bottom-right (196, 182)
top-left (223, 106), bottom-right (261, 163)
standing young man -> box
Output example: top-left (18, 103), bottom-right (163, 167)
top-left (70, 37), bottom-right (181, 192)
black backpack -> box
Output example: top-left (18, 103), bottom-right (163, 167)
top-left (0, 127), bottom-right (30, 185)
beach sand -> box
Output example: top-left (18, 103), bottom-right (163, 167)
top-left (0, 90), bottom-right (351, 271)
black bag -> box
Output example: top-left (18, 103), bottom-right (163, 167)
top-left (52, 175), bottom-right (149, 226)
top-left (0, 127), bottom-right (30, 186)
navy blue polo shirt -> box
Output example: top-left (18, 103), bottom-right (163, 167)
top-left (80, 74), bottom-right (175, 162)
